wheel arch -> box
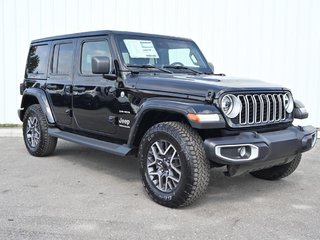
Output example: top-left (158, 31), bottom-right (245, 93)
top-left (129, 109), bottom-right (190, 148)
top-left (127, 98), bottom-right (224, 148)
top-left (19, 88), bottom-right (55, 124)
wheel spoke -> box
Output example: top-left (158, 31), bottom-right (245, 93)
top-left (163, 144), bottom-right (174, 155)
top-left (147, 155), bottom-right (157, 168)
top-left (171, 166), bottom-right (181, 176)
top-left (149, 172), bottom-right (159, 176)
top-left (164, 177), bottom-right (168, 191)
top-left (154, 141), bottom-right (165, 155)
top-left (170, 149), bottom-right (177, 162)
top-left (168, 175), bottom-right (179, 183)
top-left (147, 161), bottom-right (157, 167)
top-left (151, 145), bottom-right (160, 159)
top-left (34, 134), bottom-right (40, 141)
top-left (27, 119), bottom-right (32, 128)
top-left (30, 136), bottom-right (35, 147)
top-left (169, 150), bottom-right (181, 176)
top-left (171, 158), bottom-right (181, 175)
top-left (158, 174), bottom-right (163, 190)
top-left (34, 128), bottom-right (40, 135)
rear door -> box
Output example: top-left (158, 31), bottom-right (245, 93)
top-left (46, 40), bottom-right (75, 126)
top-left (72, 36), bottom-right (117, 135)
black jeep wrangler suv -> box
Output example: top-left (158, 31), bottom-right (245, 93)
top-left (19, 30), bottom-right (317, 208)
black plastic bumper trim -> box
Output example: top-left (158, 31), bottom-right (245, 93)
top-left (204, 125), bottom-right (317, 166)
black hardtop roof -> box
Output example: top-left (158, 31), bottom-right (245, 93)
top-left (31, 30), bottom-right (192, 43)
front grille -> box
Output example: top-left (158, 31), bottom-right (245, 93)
top-left (230, 93), bottom-right (291, 127)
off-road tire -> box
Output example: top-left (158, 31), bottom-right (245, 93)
top-left (139, 121), bottom-right (210, 208)
top-left (23, 104), bottom-right (57, 157)
top-left (250, 153), bottom-right (302, 180)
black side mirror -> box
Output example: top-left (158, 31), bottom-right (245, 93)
top-left (91, 56), bottom-right (117, 80)
top-left (208, 62), bottom-right (214, 73)
top-left (92, 56), bottom-right (110, 74)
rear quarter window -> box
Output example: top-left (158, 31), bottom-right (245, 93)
top-left (51, 43), bottom-right (73, 75)
top-left (26, 44), bottom-right (49, 79)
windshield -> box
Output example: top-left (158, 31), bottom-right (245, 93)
top-left (115, 34), bottom-right (212, 74)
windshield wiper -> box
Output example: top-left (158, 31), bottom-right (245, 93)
top-left (127, 64), bottom-right (172, 74)
top-left (163, 65), bottom-right (203, 74)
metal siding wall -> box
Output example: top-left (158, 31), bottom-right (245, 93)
top-left (0, 0), bottom-right (319, 126)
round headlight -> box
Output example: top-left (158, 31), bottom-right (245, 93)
top-left (221, 94), bottom-right (242, 118)
top-left (283, 93), bottom-right (294, 113)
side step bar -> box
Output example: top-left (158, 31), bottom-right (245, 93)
top-left (48, 128), bottom-right (132, 156)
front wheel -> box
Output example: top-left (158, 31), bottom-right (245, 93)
top-left (139, 122), bottom-right (210, 208)
top-left (250, 154), bottom-right (302, 180)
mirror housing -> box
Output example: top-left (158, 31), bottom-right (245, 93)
top-left (92, 56), bottom-right (110, 74)
top-left (91, 56), bottom-right (117, 80)
top-left (293, 100), bottom-right (309, 119)
top-left (208, 62), bottom-right (214, 73)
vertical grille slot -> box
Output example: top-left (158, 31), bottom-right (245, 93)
top-left (280, 94), bottom-right (286, 120)
top-left (254, 95), bottom-right (262, 123)
top-left (268, 94), bottom-right (274, 122)
top-left (261, 94), bottom-right (269, 122)
top-left (247, 95), bottom-right (254, 124)
top-left (239, 95), bottom-right (246, 124)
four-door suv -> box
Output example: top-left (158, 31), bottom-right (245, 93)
top-left (19, 30), bottom-right (317, 208)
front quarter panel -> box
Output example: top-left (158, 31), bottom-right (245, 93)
top-left (127, 98), bottom-right (225, 146)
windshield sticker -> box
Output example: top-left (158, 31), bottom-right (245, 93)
top-left (124, 39), bottom-right (159, 58)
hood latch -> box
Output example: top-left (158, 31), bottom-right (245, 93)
top-left (205, 90), bottom-right (214, 103)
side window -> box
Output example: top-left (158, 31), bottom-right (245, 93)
top-left (168, 48), bottom-right (199, 67)
top-left (52, 43), bottom-right (73, 75)
top-left (81, 40), bottom-right (111, 75)
top-left (26, 44), bottom-right (49, 77)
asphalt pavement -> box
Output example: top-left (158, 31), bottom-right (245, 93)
top-left (0, 137), bottom-right (319, 240)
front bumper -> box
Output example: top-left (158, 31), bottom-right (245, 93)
top-left (204, 125), bottom-right (317, 176)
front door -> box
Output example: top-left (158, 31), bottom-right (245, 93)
top-left (46, 40), bottom-right (75, 126)
top-left (72, 37), bottom-right (117, 135)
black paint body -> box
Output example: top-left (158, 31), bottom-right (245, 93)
top-left (18, 30), bottom-right (316, 175)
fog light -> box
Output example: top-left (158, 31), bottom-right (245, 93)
top-left (215, 144), bottom-right (259, 161)
top-left (238, 147), bottom-right (246, 157)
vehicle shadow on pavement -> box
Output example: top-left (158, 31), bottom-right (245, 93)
top-left (190, 167), bottom-right (299, 209)
top-left (53, 141), bottom-right (140, 182)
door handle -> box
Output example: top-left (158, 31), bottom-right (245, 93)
top-left (65, 85), bottom-right (71, 94)
top-left (73, 86), bottom-right (86, 92)
top-left (46, 84), bottom-right (57, 90)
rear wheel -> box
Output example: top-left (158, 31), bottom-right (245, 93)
top-left (139, 122), bottom-right (210, 208)
top-left (250, 154), bottom-right (302, 180)
top-left (23, 104), bottom-right (57, 157)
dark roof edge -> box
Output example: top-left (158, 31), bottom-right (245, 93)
top-left (31, 30), bottom-right (192, 43)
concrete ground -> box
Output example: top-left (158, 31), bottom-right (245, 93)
top-left (0, 136), bottom-right (319, 240)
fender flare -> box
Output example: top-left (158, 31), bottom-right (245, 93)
top-left (127, 98), bottom-right (225, 146)
top-left (19, 88), bottom-right (55, 124)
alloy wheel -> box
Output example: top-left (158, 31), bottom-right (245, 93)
top-left (146, 140), bottom-right (182, 192)
top-left (26, 116), bottom-right (41, 148)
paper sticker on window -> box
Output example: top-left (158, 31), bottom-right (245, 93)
top-left (124, 39), bottom-right (159, 58)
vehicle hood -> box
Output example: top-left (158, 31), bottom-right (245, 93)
top-left (134, 74), bottom-right (287, 98)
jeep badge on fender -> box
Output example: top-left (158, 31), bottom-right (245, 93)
top-left (18, 30), bottom-right (317, 208)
